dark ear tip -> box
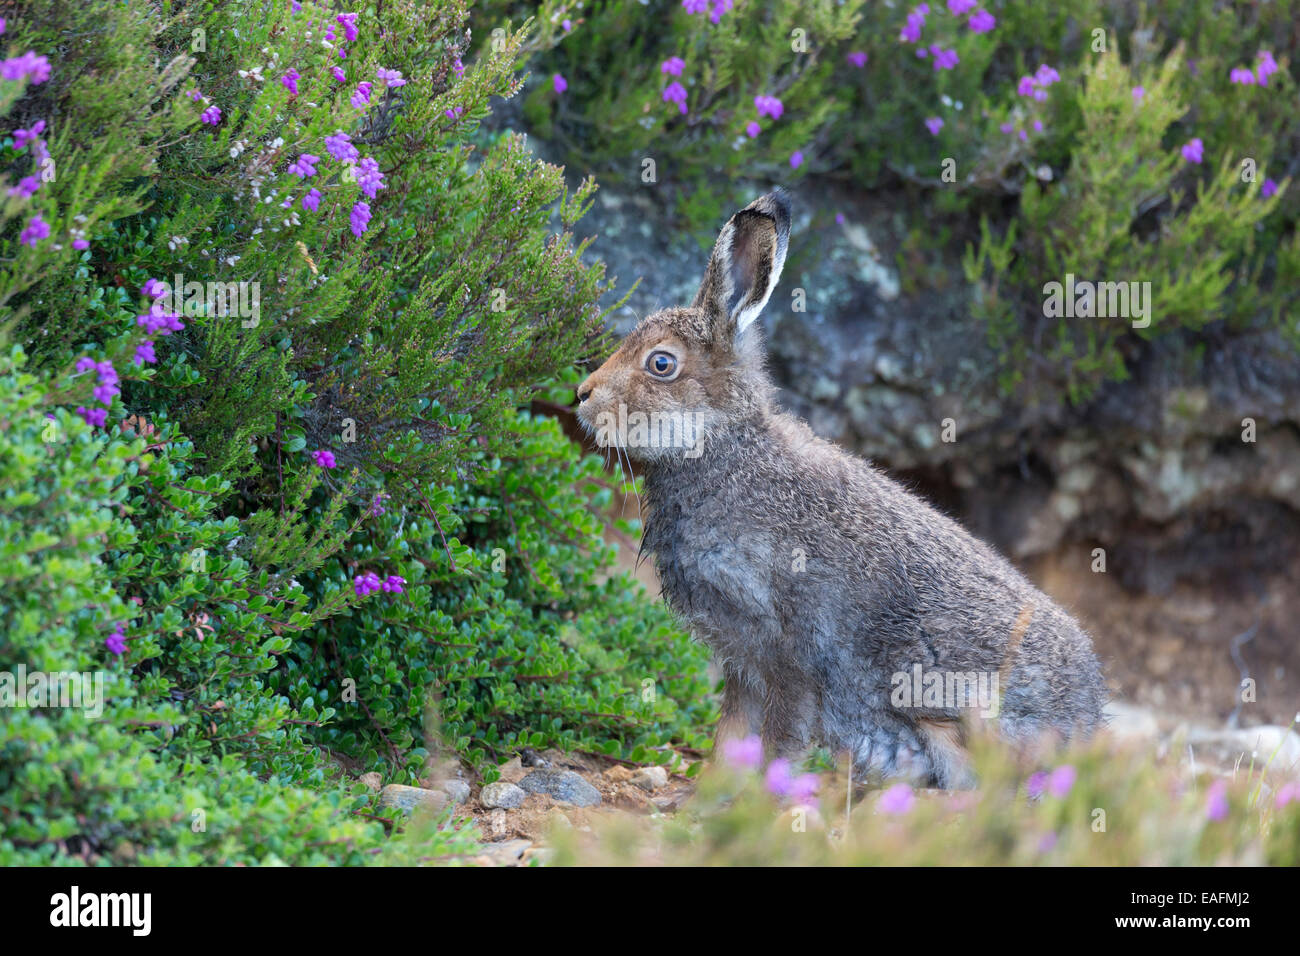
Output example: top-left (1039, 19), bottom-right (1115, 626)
top-left (747, 187), bottom-right (792, 236)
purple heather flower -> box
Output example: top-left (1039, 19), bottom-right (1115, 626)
top-left (19, 214), bottom-right (49, 246)
top-left (1, 51), bottom-right (52, 84)
top-left (356, 157), bottom-right (386, 198)
top-left (1181, 137), bottom-right (1204, 164)
top-left (142, 278), bottom-right (167, 299)
top-left (134, 340), bottom-right (157, 365)
top-left (786, 772), bottom-right (819, 804)
top-left (12, 119), bottom-right (45, 150)
top-left (552, 73), bottom-right (567, 94)
top-left (288, 152), bottom-right (319, 178)
top-left (281, 68), bottom-right (301, 95)
top-left (106, 624), bottom-right (127, 655)
top-left (661, 56), bottom-right (685, 77)
top-left (325, 132), bottom-right (358, 162)
top-left (369, 493), bottom-right (389, 516)
top-left (835, 212), bottom-right (845, 225)
top-left (185, 88), bottom-right (202, 101)
top-left (376, 67), bottom-right (406, 88)
top-left (1132, 85), bottom-right (1145, 102)
top-left (381, 574), bottom-right (406, 594)
top-left (302, 187), bottom-right (322, 212)
top-left (764, 758), bottom-right (795, 796)
top-left (878, 782), bottom-right (916, 814)
top-left (350, 200), bottom-right (371, 237)
top-left (351, 81), bottom-right (372, 108)
top-left (337, 12), bottom-right (359, 42)
top-left (1032, 118), bottom-right (1044, 132)
top-left (445, 106), bottom-right (464, 119)
top-left (562, 19), bottom-right (572, 32)
top-left (789, 150), bottom-right (804, 169)
top-left (1026, 771), bottom-right (1048, 798)
top-left (999, 121), bottom-right (1014, 134)
top-left (924, 116), bottom-right (944, 135)
top-left (916, 47), bottom-right (928, 58)
top-left (1206, 779), bottom-right (1229, 821)
top-left (312, 449), bottom-right (337, 469)
top-left (662, 81), bottom-right (688, 114)
top-left (1047, 764), bottom-right (1076, 798)
top-left (754, 94), bottom-right (784, 120)
top-left (1035, 64), bottom-right (1061, 86)
top-left (899, 6), bottom-right (928, 44)
top-left (948, 0), bottom-right (976, 13)
top-left (7, 175), bottom-right (39, 198)
top-left (682, 0), bottom-right (708, 13)
top-left (721, 734), bottom-right (762, 768)
top-left (1037, 831), bottom-right (1059, 853)
top-left (1274, 780), bottom-right (1300, 809)
top-left (847, 51), bottom-right (867, 68)
top-left (708, 0), bottom-right (733, 24)
top-left (0, 18), bottom-right (6, 35)
top-left (968, 9), bottom-right (996, 33)
top-left (1229, 66), bottom-right (1256, 85)
top-left (353, 571), bottom-right (382, 597)
top-left (1261, 178), bottom-right (1279, 199)
top-left (332, 66), bottom-right (347, 83)
top-left (200, 105), bottom-right (222, 126)
top-left (1018, 128), bottom-right (1028, 141)
top-left (1256, 50), bottom-right (1279, 86)
top-left (745, 120), bottom-right (761, 137)
top-left (136, 310), bottom-right (185, 335)
top-left (75, 356), bottom-right (97, 374)
top-left (72, 238), bottom-right (89, 250)
top-left (77, 405), bottom-right (108, 428)
top-left (452, 58), bottom-right (465, 78)
top-left (932, 47), bottom-right (959, 70)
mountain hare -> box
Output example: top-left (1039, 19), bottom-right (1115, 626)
top-left (576, 189), bottom-right (1106, 788)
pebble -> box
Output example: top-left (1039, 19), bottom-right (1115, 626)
top-left (441, 779), bottom-right (471, 805)
top-left (631, 766), bottom-right (669, 791)
top-left (479, 781), bottom-right (527, 809)
top-left (519, 769), bottom-right (602, 807)
top-left (378, 784), bottom-right (448, 813)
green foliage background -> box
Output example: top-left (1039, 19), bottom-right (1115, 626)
top-left (0, 0), bottom-right (709, 865)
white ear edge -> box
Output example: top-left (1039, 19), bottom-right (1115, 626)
top-left (732, 257), bottom-right (785, 335)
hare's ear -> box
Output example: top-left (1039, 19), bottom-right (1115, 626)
top-left (692, 188), bottom-right (791, 341)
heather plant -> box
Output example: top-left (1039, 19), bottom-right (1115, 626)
top-left (550, 726), bottom-right (1300, 866)
top-left (481, 0), bottom-right (1299, 401)
top-left (0, 0), bottom-right (708, 865)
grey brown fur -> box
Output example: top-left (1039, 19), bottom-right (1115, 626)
top-left (576, 189), bottom-right (1106, 788)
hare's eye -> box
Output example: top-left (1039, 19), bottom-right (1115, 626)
top-left (646, 351), bottom-right (678, 379)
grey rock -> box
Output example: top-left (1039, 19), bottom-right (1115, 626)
top-left (518, 769), bottom-right (602, 807)
top-left (631, 766), bottom-right (669, 791)
top-left (479, 781), bottom-right (527, 810)
top-left (441, 779), bottom-right (471, 805)
top-left (378, 784), bottom-right (448, 813)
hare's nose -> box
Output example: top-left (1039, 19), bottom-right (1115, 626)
top-left (577, 376), bottom-right (595, 403)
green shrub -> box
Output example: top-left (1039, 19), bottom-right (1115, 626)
top-left (0, 0), bottom-right (710, 865)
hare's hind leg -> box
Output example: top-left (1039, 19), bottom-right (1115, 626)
top-left (714, 663), bottom-right (765, 752)
top-left (917, 717), bottom-right (976, 789)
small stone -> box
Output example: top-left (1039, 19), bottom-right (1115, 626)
top-left (631, 766), bottom-right (669, 791)
top-left (480, 781), bottom-right (527, 809)
top-left (378, 784), bottom-right (448, 813)
top-left (358, 772), bottom-right (382, 792)
top-left (518, 769), bottom-right (602, 807)
top-left (480, 838), bottom-right (532, 865)
top-left (441, 780), bottom-right (471, 805)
